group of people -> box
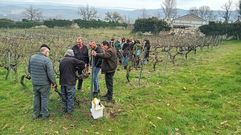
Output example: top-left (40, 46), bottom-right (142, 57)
top-left (111, 38), bottom-right (151, 69)
top-left (28, 37), bottom-right (117, 119)
top-left (28, 36), bottom-right (150, 119)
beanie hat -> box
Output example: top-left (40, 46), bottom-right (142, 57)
top-left (40, 44), bottom-right (50, 50)
top-left (64, 49), bottom-right (74, 57)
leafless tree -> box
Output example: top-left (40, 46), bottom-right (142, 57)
top-left (189, 6), bottom-right (215, 21)
top-left (23, 5), bottom-right (42, 21)
top-left (189, 7), bottom-right (199, 16)
top-left (123, 15), bottom-right (131, 24)
top-left (156, 10), bottom-right (161, 19)
top-left (105, 11), bottom-right (123, 22)
top-left (78, 5), bottom-right (97, 20)
top-left (199, 6), bottom-right (214, 21)
top-left (238, 0), bottom-right (241, 17)
top-left (222, 0), bottom-right (233, 23)
top-left (161, 0), bottom-right (177, 20)
top-left (140, 8), bottom-right (148, 19)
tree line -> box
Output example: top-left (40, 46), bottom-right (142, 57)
top-left (0, 4), bottom-right (129, 29)
top-left (1, 0), bottom-right (241, 34)
top-left (0, 18), bottom-right (127, 29)
top-left (0, 17), bottom-right (171, 34)
top-left (199, 22), bottom-right (241, 39)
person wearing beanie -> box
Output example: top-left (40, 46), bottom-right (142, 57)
top-left (64, 49), bottom-right (74, 57)
top-left (28, 44), bottom-right (56, 119)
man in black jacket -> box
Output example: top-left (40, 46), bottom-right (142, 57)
top-left (89, 41), bottom-right (103, 97)
top-left (91, 41), bottom-right (117, 102)
top-left (72, 37), bottom-right (89, 91)
top-left (59, 49), bottom-right (85, 115)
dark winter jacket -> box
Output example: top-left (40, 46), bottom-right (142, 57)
top-left (72, 45), bottom-right (89, 65)
top-left (92, 46), bottom-right (103, 68)
top-left (144, 43), bottom-right (151, 58)
top-left (122, 43), bottom-right (130, 57)
top-left (59, 56), bottom-right (85, 86)
top-left (96, 47), bottom-right (117, 73)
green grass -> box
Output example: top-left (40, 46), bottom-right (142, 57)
top-left (1, 40), bottom-right (241, 134)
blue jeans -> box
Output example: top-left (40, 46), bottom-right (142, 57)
top-left (143, 58), bottom-right (148, 64)
top-left (122, 56), bottom-right (129, 67)
top-left (33, 85), bottom-right (50, 118)
top-left (93, 66), bottom-right (101, 93)
top-left (61, 85), bottom-right (76, 114)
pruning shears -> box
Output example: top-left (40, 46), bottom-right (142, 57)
top-left (53, 87), bottom-right (66, 102)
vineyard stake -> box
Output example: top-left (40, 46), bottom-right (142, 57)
top-left (90, 54), bottom-right (95, 108)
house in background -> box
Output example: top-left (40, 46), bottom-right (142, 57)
top-left (172, 14), bottom-right (208, 29)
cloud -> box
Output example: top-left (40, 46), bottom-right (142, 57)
top-left (1, 0), bottom-right (239, 10)
top-left (176, 0), bottom-right (239, 10)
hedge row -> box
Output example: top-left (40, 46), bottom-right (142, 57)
top-left (132, 17), bottom-right (170, 33)
top-left (199, 22), bottom-right (241, 39)
top-left (0, 19), bottom-right (127, 29)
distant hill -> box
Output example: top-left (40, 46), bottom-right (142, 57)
top-left (0, 2), bottom-right (238, 23)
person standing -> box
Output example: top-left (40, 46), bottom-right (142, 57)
top-left (114, 38), bottom-right (122, 65)
top-left (143, 39), bottom-right (151, 64)
top-left (28, 44), bottom-right (56, 119)
top-left (72, 37), bottom-right (89, 91)
top-left (91, 41), bottom-right (117, 102)
top-left (88, 41), bottom-right (103, 97)
top-left (133, 40), bottom-right (142, 68)
top-left (59, 49), bottom-right (85, 115)
top-left (122, 39), bottom-right (131, 69)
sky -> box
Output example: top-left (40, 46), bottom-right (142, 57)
top-left (2, 0), bottom-right (240, 10)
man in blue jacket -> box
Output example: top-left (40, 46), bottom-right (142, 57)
top-left (28, 44), bottom-right (57, 119)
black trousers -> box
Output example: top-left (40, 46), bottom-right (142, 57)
top-left (105, 72), bottom-right (115, 100)
top-left (77, 79), bottom-right (83, 90)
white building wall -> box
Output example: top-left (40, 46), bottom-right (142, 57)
top-left (173, 20), bottom-right (208, 28)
